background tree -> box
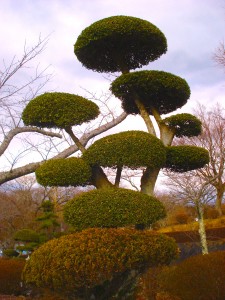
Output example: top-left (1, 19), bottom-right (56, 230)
top-left (22, 15), bottom-right (209, 299)
top-left (172, 104), bottom-right (225, 215)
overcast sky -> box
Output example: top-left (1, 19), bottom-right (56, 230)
top-left (1, 0), bottom-right (225, 129)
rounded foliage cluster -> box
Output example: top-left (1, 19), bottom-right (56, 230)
top-left (22, 92), bottom-right (99, 129)
top-left (14, 229), bottom-right (40, 243)
top-left (83, 130), bottom-right (166, 169)
top-left (162, 113), bottom-right (202, 137)
top-left (23, 228), bottom-right (177, 293)
top-left (0, 258), bottom-right (25, 295)
top-left (74, 15), bottom-right (167, 73)
top-left (165, 145), bottom-right (209, 172)
top-left (158, 251), bottom-right (225, 300)
top-left (35, 157), bottom-right (92, 187)
top-left (111, 71), bottom-right (190, 115)
top-left (64, 188), bottom-right (166, 230)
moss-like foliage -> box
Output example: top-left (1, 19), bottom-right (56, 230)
top-left (23, 228), bottom-right (177, 294)
top-left (64, 188), bottom-right (166, 230)
top-left (165, 145), bottom-right (209, 172)
top-left (22, 92), bottom-right (99, 129)
top-left (162, 113), bottom-right (202, 137)
top-left (35, 157), bottom-right (92, 187)
top-left (13, 229), bottom-right (39, 243)
top-left (74, 16), bottom-right (167, 73)
top-left (111, 71), bottom-right (190, 115)
top-left (83, 130), bottom-right (166, 169)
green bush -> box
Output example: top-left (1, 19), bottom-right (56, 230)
top-left (165, 145), bottom-right (209, 172)
top-left (35, 157), bottom-right (92, 186)
top-left (111, 70), bottom-right (190, 115)
top-left (162, 113), bottom-right (202, 137)
top-left (23, 228), bottom-right (177, 296)
top-left (83, 130), bottom-right (166, 169)
top-left (3, 249), bottom-right (19, 258)
top-left (158, 251), bottom-right (225, 300)
top-left (22, 92), bottom-right (99, 129)
top-left (74, 15), bottom-right (167, 72)
top-left (14, 229), bottom-right (40, 243)
top-left (0, 258), bottom-right (25, 295)
top-left (64, 188), bottom-right (166, 230)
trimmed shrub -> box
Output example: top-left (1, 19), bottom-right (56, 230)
top-left (63, 188), bottom-right (166, 230)
top-left (111, 71), bottom-right (190, 115)
top-left (83, 130), bottom-right (166, 169)
top-left (23, 228), bottom-right (177, 296)
top-left (74, 15), bottom-right (167, 73)
top-left (14, 229), bottom-right (40, 243)
top-left (162, 113), bottom-right (202, 137)
top-left (3, 249), bottom-right (19, 258)
top-left (165, 145), bottom-right (209, 172)
top-left (0, 258), bottom-right (25, 295)
top-left (35, 157), bottom-right (92, 186)
top-left (22, 92), bottom-right (99, 129)
top-left (158, 251), bottom-right (225, 300)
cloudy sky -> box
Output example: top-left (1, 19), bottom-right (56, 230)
top-left (1, 0), bottom-right (225, 109)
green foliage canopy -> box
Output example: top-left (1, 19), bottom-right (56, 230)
top-left (22, 92), bottom-right (99, 129)
top-left (111, 70), bottom-right (190, 115)
top-left (64, 188), bottom-right (166, 230)
top-left (165, 145), bottom-right (209, 172)
top-left (83, 130), bottom-right (166, 169)
top-left (74, 15), bottom-right (167, 73)
top-left (23, 228), bottom-right (177, 293)
top-left (13, 229), bottom-right (39, 243)
top-left (162, 113), bottom-right (202, 137)
top-left (35, 157), bottom-right (92, 187)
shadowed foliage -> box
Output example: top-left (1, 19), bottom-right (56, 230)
top-left (22, 92), bottom-right (99, 129)
top-left (111, 70), bottom-right (190, 115)
top-left (74, 15), bottom-right (167, 73)
top-left (165, 145), bottom-right (209, 172)
top-left (35, 157), bottom-right (92, 186)
top-left (83, 130), bottom-right (166, 169)
top-left (64, 188), bottom-right (166, 230)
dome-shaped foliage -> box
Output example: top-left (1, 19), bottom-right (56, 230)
top-left (64, 188), bottom-right (166, 230)
top-left (83, 130), bottom-right (166, 169)
top-left (23, 228), bottom-right (177, 294)
top-left (165, 145), bottom-right (209, 172)
top-left (14, 229), bottom-right (39, 243)
top-left (22, 92), bottom-right (99, 129)
top-left (35, 157), bottom-right (92, 187)
top-left (111, 71), bottom-right (190, 115)
top-left (74, 16), bottom-right (167, 73)
top-left (162, 113), bottom-right (202, 137)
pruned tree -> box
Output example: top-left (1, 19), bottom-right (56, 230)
top-left (22, 16), bottom-right (209, 298)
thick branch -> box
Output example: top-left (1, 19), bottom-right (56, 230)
top-left (134, 99), bottom-right (156, 135)
top-left (0, 127), bottom-right (62, 156)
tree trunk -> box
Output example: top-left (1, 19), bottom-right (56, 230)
top-left (91, 165), bottom-right (113, 189)
top-left (196, 203), bottom-right (208, 255)
top-left (215, 186), bottom-right (225, 216)
top-left (140, 167), bottom-right (160, 196)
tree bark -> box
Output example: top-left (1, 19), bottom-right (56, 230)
top-left (140, 167), bottom-right (160, 196)
top-left (215, 185), bottom-right (225, 216)
top-left (196, 202), bottom-right (208, 255)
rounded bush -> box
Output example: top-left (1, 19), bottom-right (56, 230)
top-left (14, 229), bottom-right (40, 243)
top-left (3, 249), bottom-right (19, 258)
top-left (111, 71), bottom-right (190, 115)
top-left (162, 113), bottom-right (202, 137)
top-left (165, 145), bottom-right (209, 172)
top-left (158, 251), bottom-right (225, 300)
top-left (22, 92), bottom-right (99, 129)
top-left (0, 258), bottom-right (25, 295)
top-left (64, 188), bottom-right (166, 230)
top-left (23, 228), bottom-right (177, 293)
top-left (83, 130), bottom-right (166, 169)
top-left (35, 157), bottom-right (92, 186)
top-left (74, 15), bottom-right (167, 73)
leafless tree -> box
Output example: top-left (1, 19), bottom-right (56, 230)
top-left (213, 41), bottom-right (225, 69)
top-left (0, 37), bottom-right (127, 185)
top-left (172, 104), bottom-right (225, 215)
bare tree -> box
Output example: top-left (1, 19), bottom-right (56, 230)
top-left (213, 41), bottom-right (225, 69)
top-left (172, 104), bottom-right (225, 215)
top-left (0, 37), bottom-right (127, 184)
top-left (165, 172), bottom-right (216, 254)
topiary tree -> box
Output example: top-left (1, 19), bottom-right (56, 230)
top-left (22, 15), bottom-right (209, 299)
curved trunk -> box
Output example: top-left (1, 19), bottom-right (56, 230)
top-left (140, 167), bottom-right (160, 196)
top-left (91, 165), bottom-right (113, 189)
